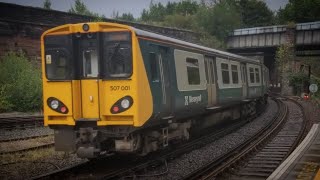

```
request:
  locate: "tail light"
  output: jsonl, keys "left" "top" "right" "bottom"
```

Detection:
{"left": 47, "top": 97, "right": 69, "bottom": 114}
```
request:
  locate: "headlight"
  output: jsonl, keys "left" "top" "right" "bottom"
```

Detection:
{"left": 121, "top": 99, "right": 130, "bottom": 109}
{"left": 82, "top": 23, "right": 89, "bottom": 31}
{"left": 50, "top": 100, "right": 59, "bottom": 109}
{"left": 111, "top": 96, "right": 133, "bottom": 114}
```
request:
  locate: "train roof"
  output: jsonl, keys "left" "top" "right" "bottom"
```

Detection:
{"left": 133, "top": 28, "right": 261, "bottom": 64}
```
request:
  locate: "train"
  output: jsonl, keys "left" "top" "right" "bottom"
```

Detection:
{"left": 41, "top": 22, "right": 269, "bottom": 158}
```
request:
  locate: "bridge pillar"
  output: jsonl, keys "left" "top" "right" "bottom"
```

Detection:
{"left": 280, "top": 26, "right": 296, "bottom": 96}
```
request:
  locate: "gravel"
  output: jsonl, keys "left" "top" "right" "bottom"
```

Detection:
{"left": 0, "top": 127, "right": 53, "bottom": 141}
{"left": 0, "top": 147, "right": 85, "bottom": 179}
{"left": 2, "top": 97, "right": 316, "bottom": 180}
{"left": 0, "top": 135, "right": 54, "bottom": 153}
{"left": 138, "top": 99, "right": 278, "bottom": 180}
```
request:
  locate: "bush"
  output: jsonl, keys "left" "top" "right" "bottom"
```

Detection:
{"left": 288, "top": 72, "right": 309, "bottom": 95}
{"left": 0, "top": 52, "right": 42, "bottom": 112}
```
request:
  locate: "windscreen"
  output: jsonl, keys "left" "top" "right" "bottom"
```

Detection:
{"left": 102, "top": 32, "right": 132, "bottom": 78}
{"left": 44, "top": 31, "right": 133, "bottom": 80}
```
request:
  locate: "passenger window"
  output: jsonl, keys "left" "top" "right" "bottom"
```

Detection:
{"left": 255, "top": 68, "right": 260, "bottom": 83}
{"left": 149, "top": 52, "right": 159, "bottom": 81}
{"left": 231, "top": 65, "right": 238, "bottom": 84}
{"left": 249, "top": 67, "right": 255, "bottom": 83}
{"left": 186, "top": 58, "right": 200, "bottom": 85}
{"left": 221, "top": 63, "right": 230, "bottom": 84}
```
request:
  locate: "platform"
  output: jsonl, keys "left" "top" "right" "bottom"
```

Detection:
{"left": 268, "top": 124, "right": 320, "bottom": 180}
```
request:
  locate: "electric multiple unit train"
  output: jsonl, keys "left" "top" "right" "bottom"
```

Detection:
{"left": 41, "top": 22, "right": 269, "bottom": 158}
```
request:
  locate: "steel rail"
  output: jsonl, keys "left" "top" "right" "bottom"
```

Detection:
{"left": 32, "top": 102, "right": 269, "bottom": 179}
{"left": 0, "top": 115, "right": 44, "bottom": 130}
{"left": 102, "top": 101, "right": 269, "bottom": 180}
{"left": 182, "top": 98, "right": 287, "bottom": 180}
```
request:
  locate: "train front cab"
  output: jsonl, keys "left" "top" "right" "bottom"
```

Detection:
{"left": 41, "top": 23, "right": 153, "bottom": 157}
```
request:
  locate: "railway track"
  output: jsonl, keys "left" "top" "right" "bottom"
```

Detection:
{"left": 0, "top": 115, "right": 44, "bottom": 130}
{"left": 225, "top": 98, "right": 307, "bottom": 179}
{"left": 0, "top": 134, "right": 53, "bottom": 143}
{"left": 183, "top": 97, "right": 307, "bottom": 180}
{"left": 33, "top": 102, "right": 269, "bottom": 179}
{"left": 0, "top": 134, "right": 54, "bottom": 155}
{"left": 0, "top": 142, "right": 55, "bottom": 155}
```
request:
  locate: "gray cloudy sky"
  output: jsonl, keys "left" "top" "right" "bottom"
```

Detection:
{"left": 0, "top": 0, "right": 288, "bottom": 18}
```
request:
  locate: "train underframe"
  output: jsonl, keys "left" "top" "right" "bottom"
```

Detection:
{"left": 52, "top": 97, "right": 267, "bottom": 159}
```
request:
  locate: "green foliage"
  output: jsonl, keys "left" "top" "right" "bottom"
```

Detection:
{"left": 311, "top": 76, "right": 320, "bottom": 98}
{"left": 275, "top": 43, "right": 294, "bottom": 73}
{"left": 138, "top": 0, "right": 277, "bottom": 43}
{"left": 140, "top": 0, "right": 200, "bottom": 22}
{"left": 195, "top": 1, "right": 242, "bottom": 41}
{"left": 163, "top": 14, "right": 195, "bottom": 29}
{"left": 0, "top": 52, "right": 42, "bottom": 112}
{"left": 113, "top": 12, "right": 135, "bottom": 22}
{"left": 288, "top": 72, "right": 309, "bottom": 87}
{"left": 288, "top": 72, "right": 309, "bottom": 95}
{"left": 198, "top": 31, "right": 225, "bottom": 49}
{"left": 43, "top": 0, "right": 51, "bottom": 10}
{"left": 239, "top": 0, "right": 274, "bottom": 27}
{"left": 141, "top": 2, "right": 167, "bottom": 22}
{"left": 68, "top": 0, "right": 105, "bottom": 21}
{"left": 277, "top": 0, "right": 320, "bottom": 23}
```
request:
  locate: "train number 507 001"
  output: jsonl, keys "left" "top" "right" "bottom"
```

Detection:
{"left": 110, "top": 86, "right": 130, "bottom": 91}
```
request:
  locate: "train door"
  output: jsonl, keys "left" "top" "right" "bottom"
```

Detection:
{"left": 205, "top": 56, "right": 217, "bottom": 107}
{"left": 79, "top": 37, "right": 100, "bottom": 119}
{"left": 241, "top": 63, "right": 247, "bottom": 99}
{"left": 158, "top": 47, "right": 173, "bottom": 117}
{"left": 149, "top": 44, "right": 173, "bottom": 118}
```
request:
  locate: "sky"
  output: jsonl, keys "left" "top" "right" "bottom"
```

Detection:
{"left": 0, "top": 0, "right": 288, "bottom": 18}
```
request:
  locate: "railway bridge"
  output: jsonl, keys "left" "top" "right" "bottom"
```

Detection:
{"left": 227, "top": 22, "right": 320, "bottom": 93}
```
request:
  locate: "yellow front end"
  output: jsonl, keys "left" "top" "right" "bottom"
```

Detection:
{"left": 41, "top": 23, "right": 153, "bottom": 128}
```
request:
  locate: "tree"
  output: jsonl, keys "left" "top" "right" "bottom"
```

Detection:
{"left": 277, "top": 0, "right": 320, "bottom": 23}
{"left": 43, "top": 0, "right": 51, "bottom": 10}
{"left": 68, "top": 0, "right": 105, "bottom": 21}
{"left": 114, "top": 12, "right": 135, "bottom": 22}
{"left": 69, "top": 0, "right": 92, "bottom": 16}
{"left": 174, "top": 0, "right": 199, "bottom": 16}
{"left": 196, "top": 0, "right": 242, "bottom": 40}
{"left": 163, "top": 14, "right": 195, "bottom": 29}
{"left": 239, "top": 0, "right": 274, "bottom": 27}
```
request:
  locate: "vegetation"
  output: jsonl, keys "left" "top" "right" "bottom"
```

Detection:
{"left": 0, "top": 52, "right": 42, "bottom": 112}
{"left": 112, "top": 12, "right": 135, "bottom": 22}
{"left": 238, "top": 0, "right": 274, "bottom": 27}
{"left": 135, "top": 0, "right": 276, "bottom": 47}
{"left": 288, "top": 72, "right": 309, "bottom": 95}
{"left": 68, "top": 0, "right": 106, "bottom": 20}
{"left": 277, "top": 0, "right": 320, "bottom": 24}
{"left": 43, "top": 0, "right": 51, "bottom": 10}
{"left": 310, "top": 76, "right": 320, "bottom": 98}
